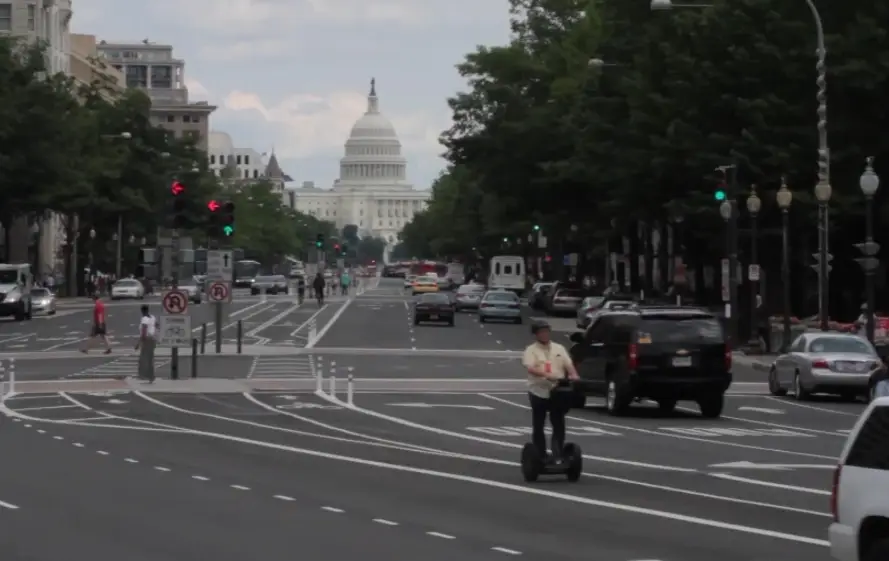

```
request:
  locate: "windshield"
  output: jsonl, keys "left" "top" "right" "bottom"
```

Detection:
{"left": 256, "top": 276, "right": 278, "bottom": 282}
{"left": 420, "top": 294, "right": 449, "bottom": 303}
{"left": 0, "top": 270, "right": 19, "bottom": 284}
{"left": 808, "top": 337, "right": 874, "bottom": 355}
{"left": 555, "top": 289, "right": 582, "bottom": 298}
{"left": 30, "top": 288, "right": 49, "bottom": 297}
{"left": 583, "top": 297, "right": 605, "bottom": 307}
{"left": 485, "top": 292, "right": 518, "bottom": 302}
{"left": 458, "top": 285, "right": 484, "bottom": 294}
{"left": 605, "top": 300, "right": 635, "bottom": 310}
{"left": 638, "top": 316, "right": 724, "bottom": 344}
{"left": 417, "top": 277, "right": 434, "bottom": 283}
{"left": 116, "top": 280, "right": 139, "bottom": 287}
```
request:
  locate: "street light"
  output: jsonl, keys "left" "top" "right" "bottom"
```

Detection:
{"left": 859, "top": 157, "right": 880, "bottom": 343}
{"left": 746, "top": 186, "right": 761, "bottom": 346}
{"left": 121, "top": 132, "right": 132, "bottom": 140}
{"left": 776, "top": 178, "right": 793, "bottom": 350}
{"left": 815, "top": 177, "right": 832, "bottom": 330}
{"left": 718, "top": 200, "right": 731, "bottom": 221}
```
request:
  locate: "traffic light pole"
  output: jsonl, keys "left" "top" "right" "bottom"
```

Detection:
{"left": 170, "top": 228, "right": 180, "bottom": 379}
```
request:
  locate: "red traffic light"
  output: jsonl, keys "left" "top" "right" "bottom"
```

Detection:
{"left": 207, "top": 200, "right": 220, "bottom": 211}
{"left": 171, "top": 181, "right": 184, "bottom": 195}
{"left": 334, "top": 244, "right": 340, "bottom": 250}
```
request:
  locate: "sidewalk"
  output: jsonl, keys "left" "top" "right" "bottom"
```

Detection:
{"left": 732, "top": 351, "right": 776, "bottom": 372}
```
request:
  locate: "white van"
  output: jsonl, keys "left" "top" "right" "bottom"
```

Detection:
{"left": 488, "top": 256, "right": 525, "bottom": 294}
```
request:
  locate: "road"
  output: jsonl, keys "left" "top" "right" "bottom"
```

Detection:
{"left": 0, "top": 278, "right": 856, "bottom": 559}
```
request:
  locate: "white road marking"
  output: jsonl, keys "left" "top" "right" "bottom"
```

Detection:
{"left": 709, "top": 473, "right": 831, "bottom": 495}
{"left": 273, "top": 495, "right": 296, "bottom": 501}
{"left": 154, "top": 466, "right": 171, "bottom": 472}
{"left": 231, "top": 485, "right": 250, "bottom": 491}
{"left": 764, "top": 396, "right": 860, "bottom": 417}
{"left": 0, "top": 498, "right": 20, "bottom": 509}
{"left": 321, "top": 506, "right": 344, "bottom": 513}
{"left": 192, "top": 475, "right": 209, "bottom": 481}
{"left": 491, "top": 546, "right": 522, "bottom": 555}
{"left": 373, "top": 518, "right": 399, "bottom": 525}
{"left": 427, "top": 531, "right": 455, "bottom": 539}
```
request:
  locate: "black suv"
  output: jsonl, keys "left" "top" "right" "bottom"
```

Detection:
{"left": 568, "top": 306, "right": 732, "bottom": 417}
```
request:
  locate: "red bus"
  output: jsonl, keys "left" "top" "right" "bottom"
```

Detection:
{"left": 409, "top": 260, "right": 447, "bottom": 278}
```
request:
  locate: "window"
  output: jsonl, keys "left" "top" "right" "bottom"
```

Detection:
{"left": 191, "top": 116, "right": 200, "bottom": 123}
{"left": 27, "top": 4, "right": 35, "bottom": 30}
{"left": 845, "top": 407, "right": 889, "bottom": 470}
{"left": 125, "top": 65, "right": 148, "bottom": 87}
{"left": 807, "top": 336, "right": 874, "bottom": 355}
{"left": 209, "top": 155, "right": 216, "bottom": 164}
{"left": 0, "top": 5, "right": 12, "bottom": 31}
{"left": 253, "top": 169, "right": 258, "bottom": 178}
{"left": 638, "top": 316, "right": 724, "bottom": 344}
{"left": 236, "top": 155, "right": 242, "bottom": 165}
{"left": 166, "top": 115, "right": 175, "bottom": 122}
{"left": 244, "top": 155, "right": 250, "bottom": 165}
{"left": 243, "top": 169, "right": 248, "bottom": 178}
{"left": 182, "top": 115, "right": 191, "bottom": 123}
{"left": 150, "top": 65, "right": 172, "bottom": 88}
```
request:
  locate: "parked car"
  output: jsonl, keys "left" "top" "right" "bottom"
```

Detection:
{"left": 479, "top": 290, "right": 522, "bottom": 324}
{"left": 768, "top": 332, "right": 883, "bottom": 401}
{"left": 528, "top": 282, "right": 553, "bottom": 310}
{"left": 413, "top": 292, "right": 455, "bottom": 326}
{"left": 576, "top": 297, "right": 637, "bottom": 328}
{"left": 110, "top": 279, "right": 145, "bottom": 300}
{"left": 569, "top": 306, "right": 731, "bottom": 416}
{"left": 546, "top": 287, "right": 583, "bottom": 316}
{"left": 828, "top": 397, "right": 889, "bottom": 561}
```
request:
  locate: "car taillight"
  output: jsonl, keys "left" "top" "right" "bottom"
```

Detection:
{"left": 813, "top": 359, "right": 830, "bottom": 369}
{"left": 725, "top": 344, "right": 732, "bottom": 370}
{"left": 830, "top": 464, "right": 842, "bottom": 521}
{"left": 480, "top": 303, "right": 491, "bottom": 308}
{"left": 628, "top": 344, "right": 638, "bottom": 370}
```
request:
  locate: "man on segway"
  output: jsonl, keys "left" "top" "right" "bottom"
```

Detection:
{"left": 523, "top": 320, "right": 579, "bottom": 463}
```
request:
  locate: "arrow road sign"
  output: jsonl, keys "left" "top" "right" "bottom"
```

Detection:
{"left": 387, "top": 403, "right": 494, "bottom": 410}
{"left": 162, "top": 290, "right": 188, "bottom": 314}
{"left": 208, "top": 281, "right": 231, "bottom": 302}
{"left": 207, "top": 250, "right": 233, "bottom": 281}
{"left": 709, "top": 461, "right": 834, "bottom": 470}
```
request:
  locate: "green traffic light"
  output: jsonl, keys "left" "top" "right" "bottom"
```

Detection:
{"left": 714, "top": 190, "right": 726, "bottom": 201}
{"left": 315, "top": 242, "right": 322, "bottom": 248}
{"left": 533, "top": 225, "right": 540, "bottom": 231}
{"left": 223, "top": 225, "right": 234, "bottom": 236}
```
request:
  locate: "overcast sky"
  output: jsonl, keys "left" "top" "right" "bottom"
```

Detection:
{"left": 72, "top": 0, "right": 512, "bottom": 190}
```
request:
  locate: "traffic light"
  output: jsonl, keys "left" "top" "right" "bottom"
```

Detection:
{"left": 221, "top": 201, "right": 235, "bottom": 236}
{"left": 334, "top": 243, "right": 340, "bottom": 253}
{"left": 171, "top": 180, "right": 187, "bottom": 228}
{"left": 714, "top": 187, "right": 727, "bottom": 201}
{"left": 315, "top": 234, "right": 324, "bottom": 248}
{"left": 340, "top": 243, "right": 348, "bottom": 256}
{"left": 207, "top": 199, "right": 220, "bottom": 237}
{"left": 533, "top": 225, "right": 540, "bottom": 231}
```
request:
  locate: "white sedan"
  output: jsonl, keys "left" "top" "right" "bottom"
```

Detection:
{"left": 110, "top": 279, "right": 145, "bottom": 300}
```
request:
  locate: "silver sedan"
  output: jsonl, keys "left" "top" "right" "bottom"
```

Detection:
{"left": 768, "top": 332, "right": 884, "bottom": 401}
{"left": 30, "top": 287, "right": 56, "bottom": 315}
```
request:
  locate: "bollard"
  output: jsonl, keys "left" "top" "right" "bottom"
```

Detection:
{"left": 7, "top": 358, "right": 14, "bottom": 396}
{"left": 315, "top": 357, "right": 324, "bottom": 393}
{"left": 329, "top": 376, "right": 336, "bottom": 397}
{"left": 201, "top": 323, "right": 207, "bottom": 354}
{"left": 261, "top": 287, "right": 267, "bottom": 303}
{"left": 347, "top": 373, "right": 354, "bottom": 406}
{"left": 237, "top": 320, "right": 243, "bottom": 354}
{"left": 191, "top": 338, "right": 198, "bottom": 378}
{"left": 0, "top": 360, "right": 5, "bottom": 398}
{"left": 308, "top": 319, "right": 317, "bottom": 345}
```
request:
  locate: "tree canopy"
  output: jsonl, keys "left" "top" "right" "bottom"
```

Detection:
{"left": 399, "top": 0, "right": 889, "bottom": 317}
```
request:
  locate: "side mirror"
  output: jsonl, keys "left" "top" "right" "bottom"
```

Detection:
{"left": 569, "top": 332, "right": 584, "bottom": 344}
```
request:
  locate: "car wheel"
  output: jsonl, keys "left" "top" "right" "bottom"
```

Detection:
{"left": 604, "top": 378, "right": 631, "bottom": 416}
{"left": 698, "top": 393, "right": 724, "bottom": 418}
{"left": 793, "top": 371, "right": 810, "bottom": 400}
{"left": 768, "top": 367, "right": 787, "bottom": 396}
{"left": 479, "top": 316, "right": 486, "bottom": 323}
{"left": 863, "top": 538, "right": 889, "bottom": 561}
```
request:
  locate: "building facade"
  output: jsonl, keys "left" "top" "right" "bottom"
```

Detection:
{"left": 96, "top": 40, "right": 215, "bottom": 151}
{"left": 289, "top": 79, "right": 429, "bottom": 260}
{"left": 0, "top": 0, "right": 72, "bottom": 271}
{"left": 208, "top": 131, "right": 293, "bottom": 207}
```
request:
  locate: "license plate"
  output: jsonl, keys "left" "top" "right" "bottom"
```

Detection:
{"left": 429, "top": 314, "right": 438, "bottom": 319}
{"left": 672, "top": 356, "right": 692, "bottom": 367}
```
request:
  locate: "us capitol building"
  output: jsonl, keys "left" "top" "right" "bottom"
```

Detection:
{"left": 289, "top": 79, "right": 430, "bottom": 259}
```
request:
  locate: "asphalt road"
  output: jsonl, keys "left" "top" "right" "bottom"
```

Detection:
{"left": 1, "top": 384, "right": 851, "bottom": 560}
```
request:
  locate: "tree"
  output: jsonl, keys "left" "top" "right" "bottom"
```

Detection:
{"left": 341, "top": 224, "right": 360, "bottom": 245}
{"left": 356, "top": 237, "right": 387, "bottom": 263}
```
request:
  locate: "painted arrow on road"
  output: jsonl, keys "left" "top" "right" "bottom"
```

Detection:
{"left": 738, "top": 406, "right": 784, "bottom": 414}
{"left": 709, "top": 461, "right": 834, "bottom": 470}
{"left": 388, "top": 403, "right": 494, "bottom": 410}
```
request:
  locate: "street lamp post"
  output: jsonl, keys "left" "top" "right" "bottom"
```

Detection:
{"left": 815, "top": 180, "right": 832, "bottom": 330}
{"left": 719, "top": 199, "right": 736, "bottom": 341}
{"left": 776, "top": 179, "right": 793, "bottom": 350}
{"left": 746, "top": 186, "right": 761, "bottom": 345}
{"left": 88, "top": 228, "right": 96, "bottom": 295}
{"left": 717, "top": 163, "right": 739, "bottom": 344}
{"left": 859, "top": 157, "right": 880, "bottom": 343}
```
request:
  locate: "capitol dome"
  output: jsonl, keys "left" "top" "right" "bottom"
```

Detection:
{"left": 338, "top": 78, "right": 408, "bottom": 185}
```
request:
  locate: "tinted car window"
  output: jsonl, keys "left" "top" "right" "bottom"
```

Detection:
{"left": 583, "top": 297, "right": 604, "bottom": 307}
{"left": 555, "top": 289, "right": 582, "bottom": 298}
{"left": 638, "top": 316, "right": 724, "bottom": 344}
{"left": 485, "top": 292, "right": 517, "bottom": 301}
{"left": 845, "top": 407, "right": 889, "bottom": 470}
{"left": 457, "top": 285, "right": 483, "bottom": 294}
{"left": 116, "top": 280, "right": 140, "bottom": 287}
{"left": 30, "top": 288, "right": 50, "bottom": 297}
{"left": 808, "top": 337, "right": 874, "bottom": 355}
{"left": 420, "top": 293, "right": 449, "bottom": 302}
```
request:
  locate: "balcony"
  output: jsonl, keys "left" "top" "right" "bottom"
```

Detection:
{"left": 146, "top": 88, "right": 188, "bottom": 104}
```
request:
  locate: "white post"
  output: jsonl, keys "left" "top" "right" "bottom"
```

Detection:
{"left": 261, "top": 287, "right": 267, "bottom": 303}
{"left": 315, "top": 357, "right": 323, "bottom": 393}
{"left": 0, "top": 359, "right": 6, "bottom": 397}
{"left": 308, "top": 320, "right": 317, "bottom": 345}
{"left": 329, "top": 376, "right": 336, "bottom": 397}
{"left": 8, "top": 358, "right": 14, "bottom": 395}
{"left": 347, "top": 373, "right": 354, "bottom": 406}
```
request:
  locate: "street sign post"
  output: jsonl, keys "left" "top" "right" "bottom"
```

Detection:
{"left": 208, "top": 281, "right": 231, "bottom": 303}
{"left": 207, "top": 250, "right": 233, "bottom": 281}
{"left": 162, "top": 290, "right": 188, "bottom": 314}
{"left": 159, "top": 315, "right": 191, "bottom": 347}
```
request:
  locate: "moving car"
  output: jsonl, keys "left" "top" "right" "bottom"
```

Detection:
{"left": 569, "top": 306, "right": 731, "bottom": 417}
{"left": 0, "top": 263, "right": 33, "bottom": 321}
{"left": 413, "top": 293, "right": 455, "bottom": 326}
{"left": 768, "top": 332, "right": 883, "bottom": 401}
{"left": 576, "top": 297, "right": 637, "bottom": 328}
{"left": 110, "top": 278, "right": 145, "bottom": 300}
{"left": 411, "top": 276, "right": 439, "bottom": 295}
{"left": 177, "top": 278, "right": 202, "bottom": 304}
{"left": 403, "top": 274, "right": 417, "bottom": 289}
{"left": 828, "top": 397, "right": 889, "bottom": 561}
{"left": 546, "top": 287, "right": 583, "bottom": 316}
{"left": 488, "top": 255, "right": 525, "bottom": 294}
{"left": 479, "top": 290, "right": 522, "bottom": 324}
{"left": 30, "top": 287, "right": 56, "bottom": 315}
{"left": 454, "top": 283, "right": 485, "bottom": 311}
{"left": 529, "top": 282, "right": 553, "bottom": 310}
{"left": 250, "top": 275, "right": 289, "bottom": 295}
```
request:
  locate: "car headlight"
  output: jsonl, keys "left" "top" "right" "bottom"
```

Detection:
{"left": 4, "top": 292, "right": 20, "bottom": 303}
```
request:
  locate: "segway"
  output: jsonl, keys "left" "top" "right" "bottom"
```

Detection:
{"left": 520, "top": 380, "right": 583, "bottom": 482}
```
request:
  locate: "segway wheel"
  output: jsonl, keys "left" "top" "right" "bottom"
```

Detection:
{"left": 521, "top": 442, "right": 542, "bottom": 483}
{"left": 564, "top": 443, "right": 583, "bottom": 482}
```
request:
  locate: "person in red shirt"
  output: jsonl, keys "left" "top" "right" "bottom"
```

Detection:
{"left": 81, "top": 293, "right": 111, "bottom": 354}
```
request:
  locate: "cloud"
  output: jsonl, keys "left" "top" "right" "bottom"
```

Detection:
{"left": 221, "top": 89, "right": 447, "bottom": 160}
{"left": 185, "top": 79, "right": 210, "bottom": 100}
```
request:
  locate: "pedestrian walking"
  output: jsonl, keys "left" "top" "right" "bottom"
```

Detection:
{"left": 340, "top": 271, "right": 351, "bottom": 295}
{"left": 81, "top": 293, "right": 112, "bottom": 354}
{"left": 135, "top": 304, "right": 157, "bottom": 383}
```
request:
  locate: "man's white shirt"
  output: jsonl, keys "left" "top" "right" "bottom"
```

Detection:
{"left": 140, "top": 315, "right": 157, "bottom": 338}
